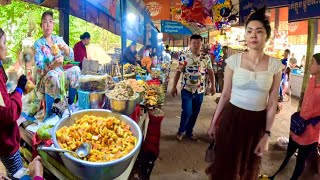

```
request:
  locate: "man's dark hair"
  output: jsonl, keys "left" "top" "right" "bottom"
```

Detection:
{"left": 285, "top": 49, "right": 290, "bottom": 54}
{"left": 165, "top": 45, "right": 169, "bottom": 49}
{"left": 245, "top": 6, "right": 271, "bottom": 40}
{"left": 223, "top": 46, "right": 228, "bottom": 50}
{"left": 190, "top": 34, "right": 202, "bottom": 41}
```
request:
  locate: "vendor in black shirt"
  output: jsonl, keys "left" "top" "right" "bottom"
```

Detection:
{"left": 123, "top": 41, "right": 138, "bottom": 65}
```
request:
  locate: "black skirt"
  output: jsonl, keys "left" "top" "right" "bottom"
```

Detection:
{"left": 206, "top": 102, "right": 266, "bottom": 180}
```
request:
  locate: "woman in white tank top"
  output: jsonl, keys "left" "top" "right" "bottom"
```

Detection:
{"left": 206, "top": 6, "right": 282, "bottom": 180}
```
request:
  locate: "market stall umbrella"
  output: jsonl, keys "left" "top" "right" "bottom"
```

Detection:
{"left": 86, "top": 44, "right": 112, "bottom": 64}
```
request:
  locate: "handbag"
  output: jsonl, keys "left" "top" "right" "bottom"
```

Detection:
{"left": 290, "top": 112, "right": 320, "bottom": 136}
{"left": 205, "top": 140, "right": 215, "bottom": 163}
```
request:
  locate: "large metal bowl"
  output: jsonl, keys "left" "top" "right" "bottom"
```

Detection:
{"left": 52, "top": 109, "right": 143, "bottom": 180}
{"left": 107, "top": 93, "right": 139, "bottom": 116}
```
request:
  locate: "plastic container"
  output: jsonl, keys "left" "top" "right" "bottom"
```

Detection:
{"left": 79, "top": 74, "right": 111, "bottom": 92}
{"left": 147, "top": 79, "right": 161, "bottom": 86}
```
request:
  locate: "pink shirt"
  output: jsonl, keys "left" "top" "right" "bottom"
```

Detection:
{"left": 291, "top": 76, "right": 320, "bottom": 145}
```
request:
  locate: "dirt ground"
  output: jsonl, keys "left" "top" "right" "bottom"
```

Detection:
{"left": 150, "top": 62, "right": 317, "bottom": 180}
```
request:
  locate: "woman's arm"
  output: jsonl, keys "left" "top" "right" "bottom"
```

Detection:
{"left": 210, "top": 65, "right": 233, "bottom": 127}
{"left": 266, "top": 72, "right": 282, "bottom": 132}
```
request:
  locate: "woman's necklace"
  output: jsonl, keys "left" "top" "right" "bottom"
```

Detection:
{"left": 247, "top": 52, "right": 265, "bottom": 69}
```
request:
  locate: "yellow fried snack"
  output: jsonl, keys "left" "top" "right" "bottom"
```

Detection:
{"left": 56, "top": 115, "right": 137, "bottom": 162}
{"left": 52, "top": 44, "right": 60, "bottom": 56}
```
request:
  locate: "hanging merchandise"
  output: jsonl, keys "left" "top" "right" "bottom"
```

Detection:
{"left": 227, "top": 14, "right": 238, "bottom": 25}
{"left": 201, "top": 0, "right": 218, "bottom": 17}
{"left": 220, "top": 7, "right": 231, "bottom": 17}
{"left": 180, "top": 0, "right": 208, "bottom": 25}
{"left": 181, "top": 0, "right": 194, "bottom": 7}
{"left": 212, "top": 0, "right": 232, "bottom": 26}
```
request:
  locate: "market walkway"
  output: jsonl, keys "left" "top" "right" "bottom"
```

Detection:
{"left": 150, "top": 61, "right": 316, "bottom": 180}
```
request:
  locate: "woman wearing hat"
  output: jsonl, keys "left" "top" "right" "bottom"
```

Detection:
{"left": 74, "top": 32, "right": 90, "bottom": 69}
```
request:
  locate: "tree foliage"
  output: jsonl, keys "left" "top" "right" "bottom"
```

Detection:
{"left": 0, "top": 0, "right": 121, "bottom": 65}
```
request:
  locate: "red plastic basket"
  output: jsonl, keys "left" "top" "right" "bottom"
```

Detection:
{"left": 147, "top": 79, "right": 161, "bottom": 86}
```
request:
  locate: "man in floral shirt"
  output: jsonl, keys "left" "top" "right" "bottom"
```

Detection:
{"left": 171, "top": 34, "right": 215, "bottom": 141}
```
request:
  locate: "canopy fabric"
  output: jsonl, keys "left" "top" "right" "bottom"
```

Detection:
{"left": 86, "top": 44, "right": 112, "bottom": 64}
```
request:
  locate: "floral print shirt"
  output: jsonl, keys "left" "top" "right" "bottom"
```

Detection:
{"left": 34, "top": 35, "right": 74, "bottom": 79}
{"left": 177, "top": 52, "right": 213, "bottom": 94}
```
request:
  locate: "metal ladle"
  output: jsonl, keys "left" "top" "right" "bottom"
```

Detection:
{"left": 37, "top": 142, "right": 92, "bottom": 158}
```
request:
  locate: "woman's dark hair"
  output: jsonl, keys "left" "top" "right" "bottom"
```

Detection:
{"left": 245, "top": 6, "right": 271, "bottom": 40}
{"left": 80, "top": 32, "right": 90, "bottom": 40}
{"left": 313, "top": 53, "right": 320, "bottom": 65}
{"left": 285, "top": 67, "right": 291, "bottom": 81}
{"left": 41, "top": 10, "right": 53, "bottom": 21}
{"left": 285, "top": 49, "right": 291, "bottom": 54}
{"left": 0, "top": 28, "right": 4, "bottom": 39}
{"left": 145, "top": 45, "right": 151, "bottom": 50}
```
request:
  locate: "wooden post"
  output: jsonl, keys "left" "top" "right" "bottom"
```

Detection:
{"left": 173, "top": 39, "right": 175, "bottom": 52}
{"left": 274, "top": 8, "right": 280, "bottom": 31}
{"left": 298, "top": 19, "right": 318, "bottom": 110}
{"left": 59, "top": 0, "right": 70, "bottom": 45}
{"left": 120, "top": 0, "right": 127, "bottom": 79}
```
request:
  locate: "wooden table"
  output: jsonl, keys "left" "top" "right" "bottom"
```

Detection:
{"left": 19, "top": 111, "right": 149, "bottom": 180}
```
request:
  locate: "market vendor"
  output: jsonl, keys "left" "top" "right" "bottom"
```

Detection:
{"left": 123, "top": 41, "right": 138, "bottom": 65}
{"left": 34, "top": 11, "right": 81, "bottom": 118}
{"left": 0, "top": 28, "right": 28, "bottom": 180}
{"left": 74, "top": 32, "right": 90, "bottom": 69}
{"left": 141, "top": 54, "right": 153, "bottom": 75}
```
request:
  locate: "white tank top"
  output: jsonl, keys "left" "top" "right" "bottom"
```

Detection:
{"left": 226, "top": 53, "right": 282, "bottom": 111}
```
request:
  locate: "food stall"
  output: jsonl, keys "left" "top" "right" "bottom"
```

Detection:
{"left": 5, "top": 0, "right": 167, "bottom": 179}
{"left": 17, "top": 49, "right": 171, "bottom": 179}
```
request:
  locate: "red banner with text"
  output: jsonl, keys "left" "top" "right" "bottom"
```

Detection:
{"left": 145, "top": 0, "right": 171, "bottom": 20}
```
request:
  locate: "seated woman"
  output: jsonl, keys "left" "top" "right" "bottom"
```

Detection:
{"left": 34, "top": 11, "right": 80, "bottom": 118}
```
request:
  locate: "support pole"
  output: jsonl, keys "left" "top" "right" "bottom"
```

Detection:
{"left": 120, "top": 0, "right": 127, "bottom": 79}
{"left": 59, "top": 0, "right": 70, "bottom": 45}
{"left": 274, "top": 8, "right": 280, "bottom": 31}
{"left": 298, "top": 19, "right": 318, "bottom": 110}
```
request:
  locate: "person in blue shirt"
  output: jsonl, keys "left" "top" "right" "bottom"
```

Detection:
{"left": 279, "top": 49, "right": 290, "bottom": 102}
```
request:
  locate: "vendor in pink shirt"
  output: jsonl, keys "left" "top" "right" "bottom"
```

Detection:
{"left": 264, "top": 53, "right": 320, "bottom": 180}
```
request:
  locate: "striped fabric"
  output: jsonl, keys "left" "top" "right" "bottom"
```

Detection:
{"left": 0, "top": 150, "right": 23, "bottom": 180}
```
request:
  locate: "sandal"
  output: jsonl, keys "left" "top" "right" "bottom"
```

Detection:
{"left": 176, "top": 132, "right": 183, "bottom": 141}
{"left": 258, "top": 175, "right": 272, "bottom": 180}
{"left": 187, "top": 134, "right": 198, "bottom": 141}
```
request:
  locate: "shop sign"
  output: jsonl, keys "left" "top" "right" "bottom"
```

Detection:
{"left": 239, "top": 0, "right": 267, "bottom": 25}
{"left": 161, "top": 20, "right": 192, "bottom": 35}
{"left": 146, "top": 1, "right": 162, "bottom": 16}
{"left": 145, "top": 0, "right": 171, "bottom": 20}
{"left": 267, "top": 0, "right": 289, "bottom": 8}
{"left": 288, "top": 0, "right": 320, "bottom": 22}
{"left": 239, "top": 0, "right": 289, "bottom": 25}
